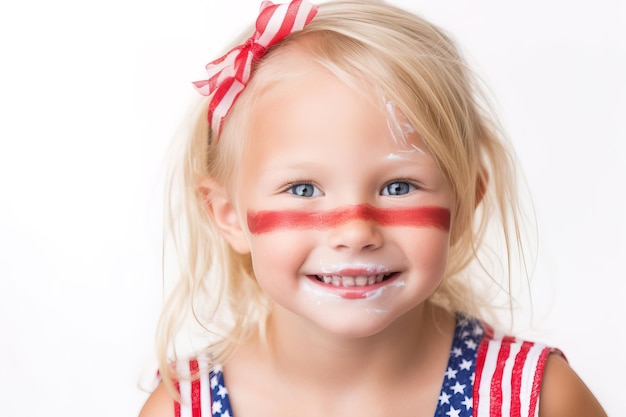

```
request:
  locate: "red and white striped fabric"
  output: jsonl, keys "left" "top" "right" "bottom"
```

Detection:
{"left": 473, "top": 328, "right": 563, "bottom": 417}
{"left": 174, "top": 358, "right": 212, "bottom": 417}
{"left": 193, "top": 0, "right": 318, "bottom": 137}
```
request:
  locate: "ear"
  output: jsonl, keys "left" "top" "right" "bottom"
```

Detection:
{"left": 198, "top": 178, "right": 250, "bottom": 254}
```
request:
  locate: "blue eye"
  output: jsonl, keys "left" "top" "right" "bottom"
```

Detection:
{"left": 382, "top": 181, "right": 416, "bottom": 196}
{"left": 289, "top": 183, "right": 321, "bottom": 197}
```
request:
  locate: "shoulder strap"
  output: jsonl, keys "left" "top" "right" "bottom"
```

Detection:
{"left": 174, "top": 358, "right": 213, "bottom": 417}
{"left": 473, "top": 334, "right": 561, "bottom": 417}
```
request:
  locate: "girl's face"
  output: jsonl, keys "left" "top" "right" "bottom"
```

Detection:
{"left": 228, "top": 59, "right": 454, "bottom": 338}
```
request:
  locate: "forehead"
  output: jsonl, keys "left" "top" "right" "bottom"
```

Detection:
{"left": 243, "top": 52, "right": 426, "bottom": 161}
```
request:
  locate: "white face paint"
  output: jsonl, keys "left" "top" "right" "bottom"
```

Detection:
{"left": 299, "top": 280, "right": 343, "bottom": 300}
{"left": 299, "top": 261, "right": 409, "bottom": 316}
{"left": 385, "top": 145, "right": 426, "bottom": 161}
{"left": 363, "top": 280, "right": 407, "bottom": 299}
{"left": 385, "top": 101, "right": 426, "bottom": 157}
{"left": 298, "top": 277, "right": 408, "bottom": 315}
{"left": 386, "top": 101, "right": 416, "bottom": 142}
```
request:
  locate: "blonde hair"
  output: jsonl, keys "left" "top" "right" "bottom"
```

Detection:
{"left": 156, "top": 0, "right": 527, "bottom": 390}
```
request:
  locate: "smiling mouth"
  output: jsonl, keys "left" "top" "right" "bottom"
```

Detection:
{"left": 313, "top": 273, "right": 396, "bottom": 287}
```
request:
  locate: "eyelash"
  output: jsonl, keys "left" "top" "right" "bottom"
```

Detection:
{"left": 381, "top": 178, "right": 421, "bottom": 196}
{"left": 282, "top": 179, "right": 322, "bottom": 197}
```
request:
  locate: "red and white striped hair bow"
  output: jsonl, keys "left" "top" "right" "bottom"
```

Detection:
{"left": 193, "top": 0, "right": 318, "bottom": 138}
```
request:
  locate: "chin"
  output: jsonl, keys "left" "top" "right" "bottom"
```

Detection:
{"left": 305, "top": 309, "right": 407, "bottom": 340}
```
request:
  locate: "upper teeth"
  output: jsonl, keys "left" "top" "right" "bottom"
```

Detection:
{"left": 316, "top": 274, "right": 388, "bottom": 287}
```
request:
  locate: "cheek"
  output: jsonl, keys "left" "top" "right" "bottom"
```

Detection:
{"left": 409, "top": 231, "right": 451, "bottom": 277}
{"left": 247, "top": 233, "right": 310, "bottom": 289}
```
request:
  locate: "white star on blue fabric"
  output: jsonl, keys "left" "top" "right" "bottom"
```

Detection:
{"left": 439, "top": 391, "right": 452, "bottom": 405}
{"left": 461, "top": 396, "right": 473, "bottom": 411}
{"left": 434, "top": 314, "right": 483, "bottom": 417}
{"left": 451, "top": 381, "right": 466, "bottom": 394}
{"left": 212, "top": 400, "right": 222, "bottom": 414}
{"left": 446, "top": 406, "right": 461, "bottom": 417}
{"left": 209, "top": 365, "right": 233, "bottom": 417}
{"left": 459, "top": 359, "right": 472, "bottom": 371}
{"left": 445, "top": 367, "right": 458, "bottom": 379}
{"left": 217, "top": 385, "right": 228, "bottom": 399}
{"left": 464, "top": 339, "right": 478, "bottom": 350}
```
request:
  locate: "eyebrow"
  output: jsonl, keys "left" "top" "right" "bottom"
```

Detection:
{"left": 247, "top": 204, "right": 450, "bottom": 234}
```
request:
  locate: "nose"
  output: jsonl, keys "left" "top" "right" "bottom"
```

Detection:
{"left": 327, "top": 215, "right": 384, "bottom": 252}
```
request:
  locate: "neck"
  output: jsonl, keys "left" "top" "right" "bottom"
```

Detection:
{"left": 264, "top": 302, "right": 454, "bottom": 387}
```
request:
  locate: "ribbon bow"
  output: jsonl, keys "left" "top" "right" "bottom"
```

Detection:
{"left": 193, "top": 0, "right": 318, "bottom": 138}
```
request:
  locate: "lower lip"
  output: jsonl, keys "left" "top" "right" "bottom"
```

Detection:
{"left": 308, "top": 273, "right": 399, "bottom": 299}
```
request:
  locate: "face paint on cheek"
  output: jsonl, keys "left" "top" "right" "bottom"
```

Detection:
{"left": 247, "top": 204, "right": 450, "bottom": 234}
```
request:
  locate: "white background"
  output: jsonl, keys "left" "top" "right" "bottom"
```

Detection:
{"left": 0, "top": 0, "right": 624, "bottom": 415}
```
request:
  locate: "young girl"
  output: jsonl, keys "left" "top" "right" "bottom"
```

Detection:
{"left": 140, "top": 1, "right": 606, "bottom": 416}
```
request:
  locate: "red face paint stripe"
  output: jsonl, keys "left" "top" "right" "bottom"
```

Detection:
{"left": 247, "top": 204, "right": 450, "bottom": 234}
